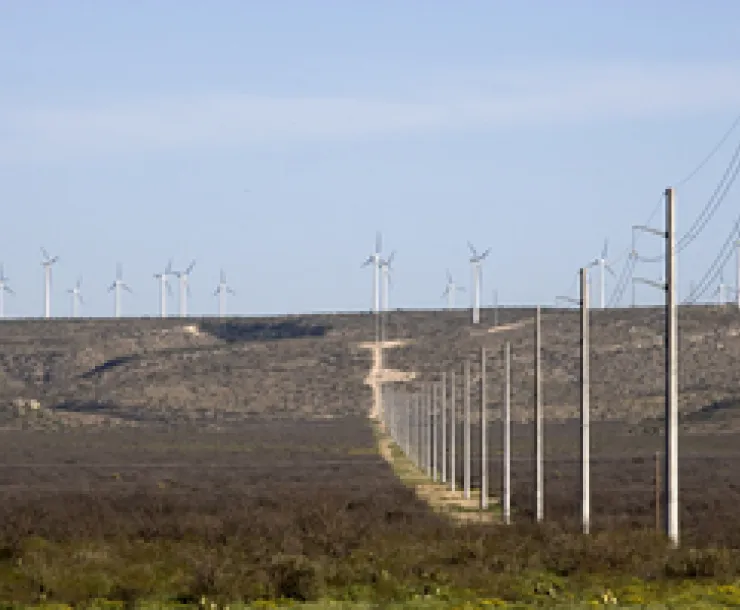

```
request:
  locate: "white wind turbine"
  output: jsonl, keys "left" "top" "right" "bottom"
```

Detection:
{"left": 213, "top": 269, "right": 236, "bottom": 318}
{"left": 108, "top": 263, "right": 132, "bottom": 318}
{"left": 67, "top": 277, "right": 83, "bottom": 318}
{"left": 0, "top": 264, "right": 14, "bottom": 318}
{"left": 468, "top": 241, "right": 491, "bottom": 324}
{"left": 153, "top": 261, "right": 174, "bottom": 318}
{"left": 40, "top": 247, "right": 59, "bottom": 319}
{"left": 174, "top": 260, "right": 196, "bottom": 317}
{"left": 588, "top": 239, "right": 616, "bottom": 309}
{"left": 442, "top": 269, "right": 465, "bottom": 310}
{"left": 715, "top": 270, "right": 727, "bottom": 305}
{"left": 379, "top": 250, "right": 395, "bottom": 312}
{"left": 361, "top": 232, "right": 383, "bottom": 313}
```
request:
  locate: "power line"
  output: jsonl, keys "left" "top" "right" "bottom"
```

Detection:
{"left": 683, "top": 218, "right": 740, "bottom": 304}
{"left": 675, "top": 111, "right": 740, "bottom": 187}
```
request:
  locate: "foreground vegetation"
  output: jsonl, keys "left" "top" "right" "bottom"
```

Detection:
{"left": 1, "top": 419, "right": 740, "bottom": 607}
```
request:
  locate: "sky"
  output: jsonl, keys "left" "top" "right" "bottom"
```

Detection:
{"left": 2, "top": 1, "right": 740, "bottom": 318}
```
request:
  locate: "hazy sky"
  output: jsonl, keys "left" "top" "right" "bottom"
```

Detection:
{"left": 2, "top": 1, "right": 740, "bottom": 318}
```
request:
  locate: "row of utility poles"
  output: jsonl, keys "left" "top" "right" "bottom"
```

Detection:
{"left": 378, "top": 187, "right": 679, "bottom": 546}
{"left": 380, "top": 340, "right": 519, "bottom": 525}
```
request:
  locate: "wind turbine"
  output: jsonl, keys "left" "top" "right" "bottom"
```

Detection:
{"left": 0, "top": 264, "right": 14, "bottom": 318}
{"left": 108, "top": 263, "right": 132, "bottom": 318}
{"left": 40, "top": 248, "right": 59, "bottom": 319}
{"left": 379, "top": 250, "right": 395, "bottom": 312}
{"left": 154, "top": 261, "right": 174, "bottom": 318}
{"left": 468, "top": 242, "right": 491, "bottom": 324}
{"left": 441, "top": 270, "right": 465, "bottom": 310}
{"left": 588, "top": 239, "right": 615, "bottom": 309}
{"left": 715, "top": 270, "right": 727, "bottom": 306}
{"left": 173, "top": 260, "right": 196, "bottom": 317}
{"left": 67, "top": 277, "right": 83, "bottom": 318}
{"left": 213, "top": 269, "right": 236, "bottom": 318}
{"left": 361, "top": 232, "right": 383, "bottom": 313}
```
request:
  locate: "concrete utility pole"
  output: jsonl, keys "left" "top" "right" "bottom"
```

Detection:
{"left": 432, "top": 383, "right": 438, "bottom": 481}
{"left": 502, "top": 341, "right": 511, "bottom": 525}
{"left": 580, "top": 267, "right": 591, "bottom": 535}
{"left": 464, "top": 359, "right": 472, "bottom": 499}
{"left": 665, "top": 188, "right": 678, "bottom": 546}
{"left": 480, "top": 346, "right": 488, "bottom": 510}
{"left": 633, "top": 187, "right": 679, "bottom": 546}
{"left": 534, "top": 305, "right": 544, "bottom": 522}
{"left": 735, "top": 240, "right": 740, "bottom": 309}
{"left": 441, "top": 373, "right": 447, "bottom": 484}
{"left": 449, "top": 370, "right": 456, "bottom": 492}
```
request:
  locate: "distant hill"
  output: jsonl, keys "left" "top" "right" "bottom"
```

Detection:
{"left": 0, "top": 306, "right": 739, "bottom": 430}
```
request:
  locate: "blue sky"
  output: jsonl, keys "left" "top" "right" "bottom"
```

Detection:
{"left": 2, "top": 1, "right": 740, "bottom": 318}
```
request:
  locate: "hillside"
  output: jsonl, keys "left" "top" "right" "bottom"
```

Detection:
{"left": 0, "top": 306, "right": 739, "bottom": 429}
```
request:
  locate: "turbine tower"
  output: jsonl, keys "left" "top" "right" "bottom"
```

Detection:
{"left": 108, "top": 263, "right": 132, "bottom": 318}
{"left": 378, "top": 250, "right": 395, "bottom": 312}
{"left": 40, "top": 248, "right": 59, "bottom": 319}
{"left": 361, "top": 232, "right": 383, "bottom": 313}
{"left": 468, "top": 242, "right": 491, "bottom": 324}
{"left": 154, "top": 261, "right": 173, "bottom": 318}
{"left": 441, "top": 270, "right": 465, "bottom": 310}
{"left": 213, "top": 269, "right": 236, "bottom": 318}
{"left": 174, "top": 260, "right": 196, "bottom": 317}
{"left": 588, "top": 239, "right": 615, "bottom": 309}
{"left": 67, "top": 277, "right": 83, "bottom": 318}
{"left": 0, "top": 264, "right": 14, "bottom": 318}
{"left": 715, "top": 270, "right": 727, "bottom": 306}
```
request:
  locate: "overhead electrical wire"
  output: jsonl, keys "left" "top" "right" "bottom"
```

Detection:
{"left": 683, "top": 219, "right": 740, "bottom": 304}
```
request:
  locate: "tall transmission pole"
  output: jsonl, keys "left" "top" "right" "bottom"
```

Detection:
{"left": 736, "top": 240, "right": 740, "bottom": 309}
{"left": 633, "top": 187, "right": 679, "bottom": 546}
{"left": 580, "top": 267, "right": 590, "bottom": 534}
{"left": 502, "top": 341, "right": 511, "bottom": 525}
{"left": 665, "top": 187, "right": 679, "bottom": 546}
{"left": 464, "top": 359, "right": 471, "bottom": 499}
{"left": 534, "top": 305, "right": 543, "bottom": 522}
{"left": 480, "top": 346, "right": 488, "bottom": 510}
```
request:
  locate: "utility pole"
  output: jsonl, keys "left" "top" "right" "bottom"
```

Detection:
{"left": 503, "top": 341, "right": 511, "bottom": 524}
{"left": 441, "top": 372, "right": 447, "bottom": 484}
{"left": 736, "top": 240, "right": 740, "bottom": 309}
{"left": 534, "top": 305, "right": 543, "bottom": 522}
{"left": 464, "top": 359, "right": 471, "bottom": 499}
{"left": 557, "top": 272, "right": 589, "bottom": 533}
{"left": 426, "top": 383, "right": 433, "bottom": 478}
{"left": 633, "top": 187, "right": 679, "bottom": 546}
{"left": 580, "top": 267, "right": 590, "bottom": 535}
{"left": 432, "top": 383, "right": 438, "bottom": 481}
{"left": 449, "top": 370, "right": 456, "bottom": 492}
{"left": 480, "top": 346, "right": 488, "bottom": 510}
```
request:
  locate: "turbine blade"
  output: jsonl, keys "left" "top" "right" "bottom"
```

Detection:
{"left": 602, "top": 238, "right": 609, "bottom": 260}
{"left": 41, "top": 247, "right": 49, "bottom": 260}
{"left": 446, "top": 269, "right": 452, "bottom": 283}
{"left": 467, "top": 241, "right": 478, "bottom": 257}
{"left": 123, "top": 284, "right": 133, "bottom": 293}
{"left": 4, "top": 285, "right": 14, "bottom": 295}
{"left": 375, "top": 231, "right": 382, "bottom": 254}
{"left": 186, "top": 260, "right": 196, "bottom": 274}
{"left": 387, "top": 251, "right": 395, "bottom": 267}
{"left": 480, "top": 248, "right": 491, "bottom": 260}
{"left": 166, "top": 260, "right": 173, "bottom": 275}
{"left": 227, "top": 287, "right": 236, "bottom": 295}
